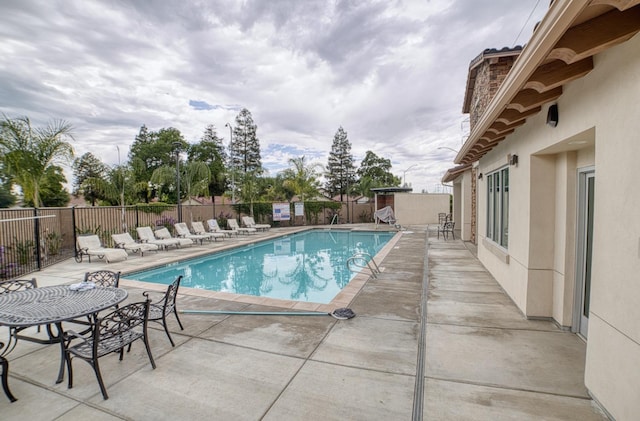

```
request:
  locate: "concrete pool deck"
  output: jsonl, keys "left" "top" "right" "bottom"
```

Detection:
{"left": 1, "top": 224, "right": 608, "bottom": 420}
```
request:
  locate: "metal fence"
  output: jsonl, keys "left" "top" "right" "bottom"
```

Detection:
{"left": 0, "top": 208, "right": 75, "bottom": 279}
{"left": 1, "top": 201, "right": 374, "bottom": 280}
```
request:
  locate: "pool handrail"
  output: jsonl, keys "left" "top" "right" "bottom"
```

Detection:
{"left": 346, "top": 252, "right": 380, "bottom": 279}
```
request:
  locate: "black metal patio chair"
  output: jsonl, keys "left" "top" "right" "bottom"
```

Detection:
{"left": 67, "top": 270, "right": 123, "bottom": 332}
{"left": 64, "top": 299, "right": 156, "bottom": 400}
{"left": 84, "top": 270, "right": 121, "bottom": 288}
{"left": 143, "top": 276, "right": 184, "bottom": 347}
{"left": 438, "top": 221, "right": 456, "bottom": 240}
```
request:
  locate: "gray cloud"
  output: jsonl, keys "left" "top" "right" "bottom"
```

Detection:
{"left": 0, "top": 0, "right": 547, "bottom": 193}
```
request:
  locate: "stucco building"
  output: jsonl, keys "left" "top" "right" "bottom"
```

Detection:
{"left": 444, "top": 1, "right": 640, "bottom": 419}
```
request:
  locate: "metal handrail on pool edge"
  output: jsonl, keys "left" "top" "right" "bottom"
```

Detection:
{"left": 346, "top": 252, "right": 380, "bottom": 279}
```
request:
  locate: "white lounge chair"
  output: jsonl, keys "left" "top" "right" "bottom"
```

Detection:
{"left": 174, "top": 222, "right": 210, "bottom": 244}
{"left": 242, "top": 216, "right": 270, "bottom": 231}
{"left": 75, "top": 235, "right": 128, "bottom": 263}
{"left": 111, "top": 233, "right": 159, "bottom": 257}
{"left": 154, "top": 227, "right": 194, "bottom": 247}
{"left": 227, "top": 218, "right": 256, "bottom": 235}
{"left": 191, "top": 221, "right": 225, "bottom": 241}
{"left": 136, "top": 226, "right": 180, "bottom": 250}
{"left": 206, "top": 219, "right": 236, "bottom": 237}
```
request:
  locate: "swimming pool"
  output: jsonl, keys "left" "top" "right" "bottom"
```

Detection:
{"left": 127, "top": 229, "right": 395, "bottom": 303}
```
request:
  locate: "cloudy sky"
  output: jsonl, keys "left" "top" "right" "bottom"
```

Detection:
{"left": 0, "top": 0, "right": 547, "bottom": 194}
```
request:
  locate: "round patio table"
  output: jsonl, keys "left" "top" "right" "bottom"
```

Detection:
{"left": 0, "top": 285, "right": 127, "bottom": 384}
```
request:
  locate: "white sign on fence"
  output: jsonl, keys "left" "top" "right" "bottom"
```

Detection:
{"left": 294, "top": 202, "right": 304, "bottom": 217}
{"left": 272, "top": 203, "right": 290, "bottom": 221}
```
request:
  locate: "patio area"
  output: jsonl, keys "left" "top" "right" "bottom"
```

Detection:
{"left": 0, "top": 225, "right": 608, "bottom": 420}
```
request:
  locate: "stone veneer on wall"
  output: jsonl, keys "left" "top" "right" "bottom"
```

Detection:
{"left": 469, "top": 55, "right": 519, "bottom": 130}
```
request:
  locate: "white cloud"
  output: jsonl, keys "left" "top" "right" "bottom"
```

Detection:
{"left": 0, "top": 0, "right": 547, "bottom": 194}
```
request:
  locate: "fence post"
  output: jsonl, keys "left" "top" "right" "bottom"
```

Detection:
{"left": 72, "top": 206, "right": 78, "bottom": 260}
{"left": 34, "top": 208, "right": 42, "bottom": 270}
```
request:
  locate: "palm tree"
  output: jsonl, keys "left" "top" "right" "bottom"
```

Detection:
{"left": 0, "top": 115, "right": 74, "bottom": 207}
{"left": 151, "top": 161, "right": 211, "bottom": 222}
{"left": 282, "top": 156, "right": 322, "bottom": 224}
{"left": 282, "top": 156, "right": 322, "bottom": 202}
{"left": 351, "top": 175, "right": 376, "bottom": 200}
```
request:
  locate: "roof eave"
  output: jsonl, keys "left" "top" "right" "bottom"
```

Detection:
{"left": 456, "top": 0, "right": 590, "bottom": 165}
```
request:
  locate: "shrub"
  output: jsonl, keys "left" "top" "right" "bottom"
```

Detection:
{"left": 13, "top": 237, "right": 34, "bottom": 265}
{"left": 45, "top": 230, "right": 63, "bottom": 255}
{"left": 217, "top": 211, "right": 233, "bottom": 229}
{"left": 155, "top": 215, "right": 177, "bottom": 233}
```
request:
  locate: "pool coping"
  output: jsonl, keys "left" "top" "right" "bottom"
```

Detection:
{"left": 119, "top": 227, "right": 404, "bottom": 313}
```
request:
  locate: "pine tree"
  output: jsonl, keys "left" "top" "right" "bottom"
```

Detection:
{"left": 325, "top": 126, "right": 355, "bottom": 201}
{"left": 72, "top": 152, "right": 110, "bottom": 206}
{"left": 229, "top": 108, "right": 262, "bottom": 174}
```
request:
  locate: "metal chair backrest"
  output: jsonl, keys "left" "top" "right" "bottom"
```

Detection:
{"left": 84, "top": 271, "right": 120, "bottom": 288}
{"left": 157, "top": 276, "right": 182, "bottom": 317}
{"left": 94, "top": 300, "right": 149, "bottom": 346}
{"left": 142, "top": 276, "right": 183, "bottom": 347}
{"left": 0, "top": 278, "right": 37, "bottom": 294}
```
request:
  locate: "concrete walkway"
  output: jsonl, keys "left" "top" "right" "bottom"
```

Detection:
{"left": 0, "top": 226, "right": 608, "bottom": 420}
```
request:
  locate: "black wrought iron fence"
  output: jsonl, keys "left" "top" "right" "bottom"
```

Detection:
{"left": 0, "top": 208, "right": 76, "bottom": 279}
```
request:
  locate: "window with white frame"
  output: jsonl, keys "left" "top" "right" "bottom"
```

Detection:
{"left": 486, "top": 167, "right": 509, "bottom": 248}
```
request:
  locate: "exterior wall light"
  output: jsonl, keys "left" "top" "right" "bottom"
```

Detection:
{"left": 547, "top": 104, "right": 559, "bottom": 127}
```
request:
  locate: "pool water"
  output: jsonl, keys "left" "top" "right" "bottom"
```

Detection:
{"left": 128, "top": 229, "right": 395, "bottom": 303}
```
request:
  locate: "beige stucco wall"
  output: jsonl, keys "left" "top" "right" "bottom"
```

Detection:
{"left": 451, "top": 171, "right": 473, "bottom": 241}
{"left": 475, "top": 33, "right": 640, "bottom": 419}
{"left": 452, "top": 182, "right": 461, "bottom": 234}
{"left": 394, "top": 193, "right": 450, "bottom": 225}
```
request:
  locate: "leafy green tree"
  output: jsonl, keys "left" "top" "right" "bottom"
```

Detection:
{"left": 108, "top": 165, "right": 136, "bottom": 206}
{"left": 0, "top": 115, "right": 74, "bottom": 207}
{"left": 188, "top": 125, "right": 227, "bottom": 197}
{"left": 0, "top": 174, "right": 16, "bottom": 208}
{"left": 261, "top": 175, "right": 291, "bottom": 202}
{"left": 357, "top": 151, "right": 400, "bottom": 187}
{"left": 325, "top": 126, "right": 356, "bottom": 201}
{"left": 72, "top": 152, "right": 110, "bottom": 206}
{"left": 129, "top": 157, "right": 153, "bottom": 203}
{"left": 237, "top": 170, "right": 261, "bottom": 217}
{"left": 151, "top": 161, "right": 210, "bottom": 221}
{"left": 83, "top": 164, "right": 136, "bottom": 206}
{"left": 129, "top": 125, "right": 188, "bottom": 202}
{"left": 24, "top": 165, "right": 70, "bottom": 207}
